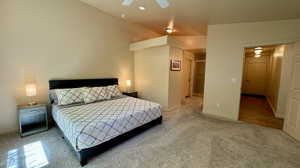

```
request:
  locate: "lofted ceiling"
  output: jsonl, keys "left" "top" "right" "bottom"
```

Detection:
{"left": 80, "top": 0, "right": 300, "bottom": 36}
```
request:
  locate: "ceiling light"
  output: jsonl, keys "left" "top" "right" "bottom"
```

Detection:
{"left": 165, "top": 27, "right": 176, "bottom": 34}
{"left": 139, "top": 6, "right": 146, "bottom": 10}
{"left": 254, "top": 54, "right": 261, "bottom": 58}
{"left": 254, "top": 49, "right": 262, "bottom": 54}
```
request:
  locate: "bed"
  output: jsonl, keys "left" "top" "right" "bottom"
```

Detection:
{"left": 49, "top": 78, "right": 162, "bottom": 166}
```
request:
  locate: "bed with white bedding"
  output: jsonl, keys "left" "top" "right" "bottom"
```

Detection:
{"left": 52, "top": 96, "right": 162, "bottom": 151}
{"left": 49, "top": 78, "right": 162, "bottom": 167}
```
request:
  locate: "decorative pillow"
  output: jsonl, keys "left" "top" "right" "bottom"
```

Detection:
{"left": 55, "top": 88, "right": 84, "bottom": 106}
{"left": 82, "top": 87, "right": 110, "bottom": 104}
{"left": 106, "top": 85, "right": 122, "bottom": 98}
{"left": 49, "top": 89, "right": 58, "bottom": 104}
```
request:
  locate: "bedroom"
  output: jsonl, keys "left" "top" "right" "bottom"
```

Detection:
{"left": 1, "top": 0, "right": 300, "bottom": 168}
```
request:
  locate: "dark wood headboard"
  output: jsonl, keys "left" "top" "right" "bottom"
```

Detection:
{"left": 49, "top": 78, "right": 118, "bottom": 90}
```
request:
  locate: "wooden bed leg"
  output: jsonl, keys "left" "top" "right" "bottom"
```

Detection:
{"left": 80, "top": 159, "right": 87, "bottom": 167}
{"left": 77, "top": 152, "right": 88, "bottom": 167}
{"left": 158, "top": 116, "right": 163, "bottom": 124}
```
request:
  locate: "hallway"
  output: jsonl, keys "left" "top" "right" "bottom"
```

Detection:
{"left": 239, "top": 96, "right": 284, "bottom": 129}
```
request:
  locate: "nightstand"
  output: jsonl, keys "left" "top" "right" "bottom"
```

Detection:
{"left": 123, "top": 91, "right": 138, "bottom": 98}
{"left": 18, "top": 104, "right": 48, "bottom": 137}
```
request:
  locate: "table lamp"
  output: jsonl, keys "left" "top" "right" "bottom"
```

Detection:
{"left": 26, "top": 83, "right": 37, "bottom": 106}
{"left": 126, "top": 80, "right": 131, "bottom": 92}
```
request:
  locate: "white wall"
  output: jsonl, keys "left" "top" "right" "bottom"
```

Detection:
{"left": 204, "top": 19, "right": 300, "bottom": 120}
{"left": 134, "top": 46, "right": 170, "bottom": 108}
{"left": 0, "top": 0, "right": 159, "bottom": 134}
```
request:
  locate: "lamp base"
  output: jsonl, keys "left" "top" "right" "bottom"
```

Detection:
{"left": 28, "top": 102, "right": 37, "bottom": 106}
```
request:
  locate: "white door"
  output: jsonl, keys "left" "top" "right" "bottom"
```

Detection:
{"left": 284, "top": 42, "right": 300, "bottom": 141}
{"left": 242, "top": 55, "right": 267, "bottom": 95}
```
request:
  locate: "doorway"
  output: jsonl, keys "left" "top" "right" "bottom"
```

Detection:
{"left": 183, "top": 56, "right": 192, "bottom": 98}
{"left": 239, "top": 45, "right": 286, "bottom": 129}
{"left": 182, "top": 50, "right": 206, "bottom": 108}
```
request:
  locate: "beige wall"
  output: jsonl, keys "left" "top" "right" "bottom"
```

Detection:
{"left": 266, "top": 45, "right": 285, "bottom": 115}
{"left": 169, "top": 47, "right": 184, "bottom": 109}
{"left": 132, "top": 36, "right": 184, "bottom": 110}
{"left": 276, "top": 44, "right": 295, "bottom": 118}
{"left": 182, "top": 51, "right": 195, "bottom": 98}
{"left": 0, "top": 0, "right": 159, "bottom": 134}
{"left": 172, "top": 36, "right": 207, "bottom": 50}
{"left": 204, "top": 19, "right": 300, "bottom": 120}
{"left": 134, "top": 46, "right": 170, "bottom": 108}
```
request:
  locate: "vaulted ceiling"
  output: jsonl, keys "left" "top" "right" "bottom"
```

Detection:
{"left": 80, "top": 0, "right": 300, "bottom": 36}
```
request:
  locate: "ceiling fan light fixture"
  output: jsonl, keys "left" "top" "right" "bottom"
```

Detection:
{"left": 122, "top": 0, "right": 134, "bottom": 6}
{"left": 122, "top": 0, "right": 169, "bottom": 9}
{"left": 155, "top": 0, "right": 170, "bottom": 8}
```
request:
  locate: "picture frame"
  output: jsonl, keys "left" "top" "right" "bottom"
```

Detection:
{"left": 170, "top": 60, "right": 181, "bottom": 71}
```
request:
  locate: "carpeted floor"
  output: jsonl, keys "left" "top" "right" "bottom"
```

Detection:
{"left": 1, "top": 103, "right": 300, "bottom": 168}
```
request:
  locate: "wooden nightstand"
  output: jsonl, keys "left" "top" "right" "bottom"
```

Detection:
{"left": 123, "top": 91, "right": 138, "bottom": 98}
{"left": 18, "top": 104, "right": 48, "bottom": 137}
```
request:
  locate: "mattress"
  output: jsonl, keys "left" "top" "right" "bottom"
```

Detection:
{"left": 52, "top": 96, "right": 162, "bottom": 151}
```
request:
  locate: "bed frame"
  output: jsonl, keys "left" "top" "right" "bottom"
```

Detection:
{"left": 49, "top": 78, "right": 163, "bottom": 167}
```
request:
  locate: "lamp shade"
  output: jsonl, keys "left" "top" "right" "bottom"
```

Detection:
{"left": 26, "top": 84, "right": 37, "bottom": 97}
{"left": 126, "top": 80, "right": 131, "bottom": 87}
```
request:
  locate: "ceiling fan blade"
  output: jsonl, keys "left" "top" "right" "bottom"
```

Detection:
{"left": 122, "top": 0, "right": 135, "bottom": 6}
{"left": 155, "top": 0, "right": 170, "bottom": 8}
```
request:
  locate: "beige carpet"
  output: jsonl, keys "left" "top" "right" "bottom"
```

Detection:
{"left": 0, "top": 103, "right": 300, "bottom": 168}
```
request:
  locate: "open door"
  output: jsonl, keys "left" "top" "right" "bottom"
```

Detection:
{"left": 284, "top": 42, "right": 300, "bottom": 141}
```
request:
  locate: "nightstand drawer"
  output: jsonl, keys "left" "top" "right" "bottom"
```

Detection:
{"left": 19, "top": 106, "right": 46, "bottom": 114}
{"left": 18, "top": 104, "right": 48, "bottom": 137}
{"left": 20, "top": 112, "right": 46, "bottom": 126}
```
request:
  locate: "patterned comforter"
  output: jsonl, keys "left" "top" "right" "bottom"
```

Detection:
{"left": 52, "top": 96, "right": 162, "bottom": 151}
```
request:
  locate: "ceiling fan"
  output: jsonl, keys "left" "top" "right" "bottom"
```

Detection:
{"left": 122, "top": 0, "right": 170, "bottom": 8}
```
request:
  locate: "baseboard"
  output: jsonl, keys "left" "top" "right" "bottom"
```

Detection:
{"left": 275, "top": 113, "right": 285, "bottom": 119}
{"left": 265, "top": 96, "right": 283, "bottom": 118}
{"left": 202, "top": 111, "right": 239, "bottom": 122}
{"left": 241, "top": 93, "right": 265, "bottom": 98}
{"left": 192, "top": 93, "right": 202, "bottom": 97}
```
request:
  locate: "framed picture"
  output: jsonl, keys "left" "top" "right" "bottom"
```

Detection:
{"left": 170, "top": 60, "right": 181, "bottom": 71}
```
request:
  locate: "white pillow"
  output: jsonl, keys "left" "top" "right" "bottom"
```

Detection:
{"left": 55, "top": 88, "right": 84, "bottom": 106}
{"left": 82, "top": 87, "right": 110, "bottom": 104}
{"left": 106, "top": 85, "right": 122, "bottom": 98}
